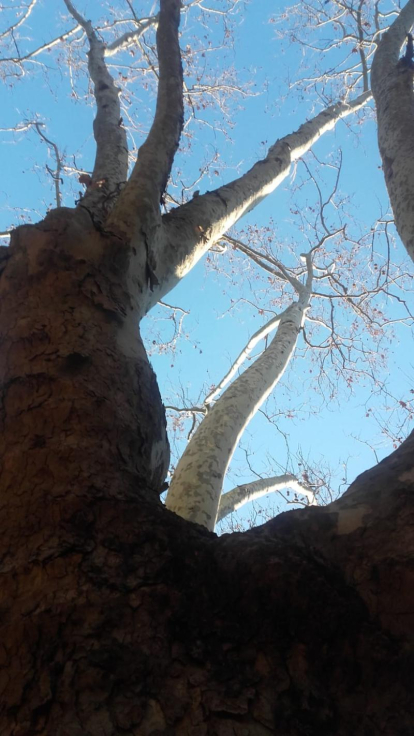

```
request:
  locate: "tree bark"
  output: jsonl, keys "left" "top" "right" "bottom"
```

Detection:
{"left": 0, "top": 209, "right": 169, "bottom": 521}
{"left": 1, "top": 216, "right": 413, "bottom": 734}
{"left": 1, "top": 1, "right": 413, "bottom": 727}
{"left": 371, "top": 0, "right": 414, "bottom": 263}
{"left": 166, "top": 300, "right": 308, "bottom": 530}
{"left": 217, "top": 474, "right": 316, "bottom": 522}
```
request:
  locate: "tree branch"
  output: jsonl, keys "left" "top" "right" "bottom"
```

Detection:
{"left": 203, "top": 309, "right": 287, "bottom": 406}
{"left": 0, "top": 24, "right": 82, "bottom": 64}
{"left": 63, "top": 0, "right": 128, "bottom": 213}
{"left": 0, "top": 0, "right": 37, "bottom": 41}
{"left": 34, "top": 123, "right": 63, "bottom": 208}
{"left": 146, "top": 89, "right": 371, "bottom": 310}
{"left": 166, "top": 293, "right": 310, "bottom": 530}
{"left": 108, "top": 0, "right": 184, "bottom": 236}
{"left": 105, "top": 15, "right": 159, "bottom": 57}
{"left": 217, "top": 474, "right": 317, "bottom": 523}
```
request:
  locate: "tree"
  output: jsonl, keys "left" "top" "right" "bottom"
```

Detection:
{"left": 1, "top": 1, "right": 413, "bottom": 733}
{"left": 165, "top": 155, "right": 413, "bottom": 529}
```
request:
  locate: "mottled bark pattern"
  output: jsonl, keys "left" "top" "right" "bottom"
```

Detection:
{"left": 0, "top": 217, "right": 413, "bottom": 734}
{"left": 1, "top": 417, "right": 413, "bottom": 734}
{"left": 167, "top": 301, "right": 308, "bottom": 530}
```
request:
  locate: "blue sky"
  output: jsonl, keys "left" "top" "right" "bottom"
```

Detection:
{"left": 1, "top": 0, "right": 413, "bottom": 527}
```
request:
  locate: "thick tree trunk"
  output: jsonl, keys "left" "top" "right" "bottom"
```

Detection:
{"left": 0, "top": 210, "right": 169, "bottom": 557}
{"left": 1, "top": 217, "right": 413, "bottom": 735}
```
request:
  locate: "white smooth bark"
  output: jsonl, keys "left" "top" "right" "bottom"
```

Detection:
{"left": 63, "top": 0, "right": 128, "bottom": 207}
{"left": 105, "top": 17, "right": 159, "bottom": 57}
{"left": 166, "top": 292, "right": 310, "bottom": 531}
{"left": 371, "top": 0, "right": 414, "bottom": 263}
{"left": 204, "top": 311, "right": 285, "bottom": 406}
{"left": 217, "top": 475, "right": 317, "bottom": 523}
{"left": 147, "top": 90, "right": 371, "bottom": 310}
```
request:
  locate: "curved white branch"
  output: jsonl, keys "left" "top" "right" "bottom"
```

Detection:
{"left": 0, "top": 0, "right": 37, "bottom": 41}
{"left": 217, "top": 475, "right": 317, "bottom": 523}
{"left": 204, "top": 311, "right": 286, "bottom": 406}
{"left": 105, "top": 16, "right": 159, "bottom": 57}
{"left": 0, "top": 25, "right": 82, "bottom": 64}
{"left": 166, "top": 291, "right": 310, "bottom": 531}
{"left": 148, "top": 89, "right": 371, "bottom": 309}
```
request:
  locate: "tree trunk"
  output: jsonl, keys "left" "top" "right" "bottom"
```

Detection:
{"left": 0, "top": 208, "right": 169, "bottom": 559}
{"left": 1, "top": 215, "right": 414, "bottom": 735}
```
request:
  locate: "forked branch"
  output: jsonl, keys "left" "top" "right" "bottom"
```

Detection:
{"left": 217, "top": 474, "right": 317, "bottom": 523}
{"left": 63, "top": 0, "right": 128, "bottom": 208}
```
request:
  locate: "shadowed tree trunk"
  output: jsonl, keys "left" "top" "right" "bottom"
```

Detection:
{"left": 1, "top": 0, "right": 414, "bottom": 733}
{"left": 1, "top": 248, "right": 413, "bottom": 731}
{"left": 1, "top": 207, "right": 414, "bottom": 735}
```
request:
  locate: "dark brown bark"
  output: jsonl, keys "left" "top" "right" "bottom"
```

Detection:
{"left": 0, "top": 209, "right": 169, "bottom": 554}
{"left": 1, "top": 215, "right": 414, "bottom": 735}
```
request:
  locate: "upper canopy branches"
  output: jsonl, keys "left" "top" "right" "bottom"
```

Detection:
{"left": 143, "top": 90, "right": 371, "bottom": 310}
{"left": 0, "top": 0, "right": 385, "bottom": 301}
{"left": 58, "top": 0, "right": 183, "bottom": 227}
{"left": 108, "top": 0, "right": 184, "bottom": 237}
{"left": 63, "top": 0, "right": 128, "bottom": 210}
{"left": 60, "top": 0, "right": 373, "bottom": 303}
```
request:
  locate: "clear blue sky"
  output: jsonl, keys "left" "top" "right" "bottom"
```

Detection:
{"left": 1, "top": 0, "right": 413, "bottom": 527}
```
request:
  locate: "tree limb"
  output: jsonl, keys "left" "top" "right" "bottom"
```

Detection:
{"left": 166, "top": 293, "right": 311, "bottom": 530}
{"left": 147, "top": 89, "right": 371, "bottom": 310}
{"left": 0, "top": 24, "right": 82, "bottom": 64}
{"left": 0, "top": 0, "right": 37, "bottom": 41}
{"left": 108, "top": 0, "right": 184, "bottom": 236}
{"left": 105, "top": 16, "right": 159, "bottom": 57}
{"left": 204, "top": 309, "right": 287, "bottom": 406}
{"left": 63, "top": 0, "right": 128, "bottom": 212}
{"left": 217, "top": 474, "right": 317, "bottom": 523}
{"left": 34, "top": 123, "right": 63, "bottom": 208}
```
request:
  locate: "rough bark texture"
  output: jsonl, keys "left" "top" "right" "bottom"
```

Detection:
{"left": 1, "top": 217, "right": 413, "bottom": 734}
{"left": 0, "top": 210, "right": 169, "bottom": 513}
